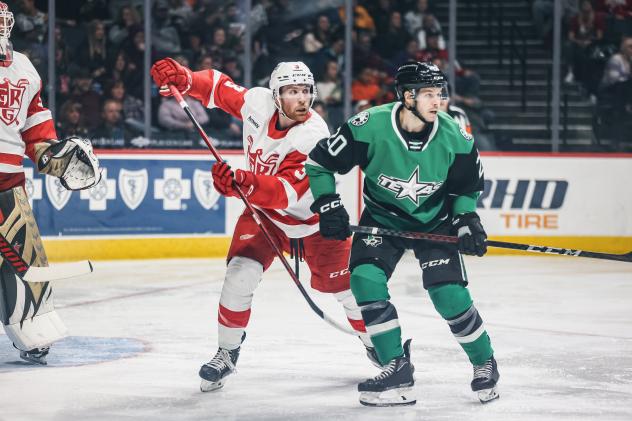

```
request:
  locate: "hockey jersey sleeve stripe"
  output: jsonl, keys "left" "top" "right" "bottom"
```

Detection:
{"left": 21, "top": 120, "right": 57, "bottom": 162}
{"left": 190, "top": 69, "right": 220, "bottom": 108}
{"left": 0, "top": 152, "right": 23, "bottom": 166}
{"left": 193, "top": 69, "right": 247, "bottom": 120}
{"left": 22, "top": 109, "right": 53, "bottom": 132}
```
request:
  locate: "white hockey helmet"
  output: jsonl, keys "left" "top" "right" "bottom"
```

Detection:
{"left": 269, "top": 61, "right": 317, "bottom": 116}
{"left": 0, "top": 2, "right": 13, "bottom": 65}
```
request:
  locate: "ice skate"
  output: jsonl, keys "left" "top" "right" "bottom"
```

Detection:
{"left": 16, "top": 344, "right": 50, "bottom": 365}
{"left": 471, "top": 356, "right": 500, "bottom": 403}
{"left": 358, "top": 339, "right": 415, "bottom": 407}
{"left": 199, "top": 346, "right": 241, "bottom": 392}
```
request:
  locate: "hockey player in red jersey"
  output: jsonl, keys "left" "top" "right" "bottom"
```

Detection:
{"left": 151, "top": 58, "right": 374, "bottom": 391}
{"left": 0, "top": 2, "right": 100, "bottom": 364}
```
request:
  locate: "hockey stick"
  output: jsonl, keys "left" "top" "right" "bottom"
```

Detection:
{"left": 350, "top": 225, "right": 632, "bottom": 263}
{"left": 169, "top": 86, "right": 355, "bottom": 336}
{"left": 0, "top": 231, "right": 94, "bottom": 282}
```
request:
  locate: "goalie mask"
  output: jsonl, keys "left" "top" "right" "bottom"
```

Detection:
{"left": 37, "top": 137, "right": 102, "bottom": 191}
{"left": 269, "top": 61, "right": 317, "bottom": 118}
{"left": 0, "top": 1, "right": 14, "bottom": 66}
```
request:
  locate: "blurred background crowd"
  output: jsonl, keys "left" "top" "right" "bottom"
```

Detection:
{"left": 6, "top": 0, "right": 632, "bottom": 151}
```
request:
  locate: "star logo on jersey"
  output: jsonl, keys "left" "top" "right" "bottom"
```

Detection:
{"left": 362, "top": 235, "right": 382, "bottom": 247}
{"left": 350, "top": 111, "right": 369, "bottom": 126}
{"left": 377, "top": 166, "right": 443, "bottom": 205}
{"left": 0, "top": 78, "right": 29, "bottom": 125}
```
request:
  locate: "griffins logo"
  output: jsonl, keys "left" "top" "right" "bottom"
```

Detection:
{"left": 45, "top": 176, "right": 72, "bottom": 210}
{"left": 119, "top": 169, "right": 148, "bottom": 210}
{"left": 247, "top": 135, "right": 279, "bottom": 175}
{"left": 0, "top": 78, "right": 29, "bottom": 125}
{"left": 193, "top": 169, "right": 220, "bottom": 210}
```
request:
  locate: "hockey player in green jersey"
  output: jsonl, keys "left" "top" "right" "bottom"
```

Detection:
{"left": 305, "top": 62, "right": 499, "bottom": 407}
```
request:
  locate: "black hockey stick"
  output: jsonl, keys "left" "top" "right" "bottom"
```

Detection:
{"left": 350, "top": 225, "right": 632, "bottom": 263}
{"left": 169, "top": 86, "right": 355, "bottom": 335}
{"left": 0, "top": 231, "right": 93, "bottom": 282}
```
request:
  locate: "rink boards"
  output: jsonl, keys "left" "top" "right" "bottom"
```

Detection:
{"left": 28, "top": 150, "right": 632, "bottom": 261}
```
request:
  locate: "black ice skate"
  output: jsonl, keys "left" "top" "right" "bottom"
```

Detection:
{"left": 358, "top": 339, "right": 415, "bottom": 407}
{"left": 199, "top": 333, "right": 246, "bottom": 392}
{"left": 15, "top": 344, "right": 49, "bottom": 365}
{"left": 471, "top": 356, "right": 500, "bottom": 403}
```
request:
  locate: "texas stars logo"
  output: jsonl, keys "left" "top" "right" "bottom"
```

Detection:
{"left": 377, "top": 166, "right": 443, "bottom": 205}
{"left": 362, "top": 235, "right": 382, "bottom": 247}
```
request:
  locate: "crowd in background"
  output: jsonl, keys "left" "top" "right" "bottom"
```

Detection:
{"left": 532, "top": 0, "right": 632, "bottom": 148}
{"left": 7, "top": 0, "right": 632, "bottom": 149}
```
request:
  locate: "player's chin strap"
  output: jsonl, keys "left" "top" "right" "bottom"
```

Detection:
{"left": 403, "top": 89, "right": 431, "bottom": 125}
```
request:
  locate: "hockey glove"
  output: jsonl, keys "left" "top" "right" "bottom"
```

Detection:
{"left": 310, "top": 194, "right": 351, "bottom": 241}
{"left": 211, "top": 162, "right": 258, "bottom": 197}
{"left": 150, "top": 57, "right": 192, "bottom": 96}
{"left": 37, "top": 137, "right": 101, "bottom": 191}
{"left": 451, "top": 212, "right": 487, "bottom": 256}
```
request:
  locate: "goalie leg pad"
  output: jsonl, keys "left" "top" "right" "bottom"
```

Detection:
{"left": 0, "top": 187, "right": 67, "bottom": 350}
{"left": 217, "top": 257, "right": 262, "bottom": 350}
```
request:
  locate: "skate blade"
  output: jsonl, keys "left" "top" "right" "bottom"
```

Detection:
{"left": 19, "top": 352, "right": 47, "bottom": 366}
{"left": 477, "top": 386, "right": 499, "bottom": 404}
{"left": 359, "top": 387, "right": 416, "bottom": 407}
{"left": 200, "top": 378, "right": 227, "bottom": 392}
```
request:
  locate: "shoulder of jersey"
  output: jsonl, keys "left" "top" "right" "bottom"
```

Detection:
{"left": 347, "top": 103, "right": 393, "bottom": 130}
{"left": 244, "top": 86, "right": 276, "bottom": 115}
{"left": 438, "top": 110, "right": 474, "bottom": 148}
{"left": 289, "top": 111, "right": 330, "bottom": 155}
{"left": 9, "top": 51, "right": 36, "bottom": 71}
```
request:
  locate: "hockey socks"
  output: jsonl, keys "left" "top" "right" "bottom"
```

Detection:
{"left": 428, "top": 283, "right": 493, "bottom": 366}
{"left": 351, "top": 264, "right": 404, "bottom": 365}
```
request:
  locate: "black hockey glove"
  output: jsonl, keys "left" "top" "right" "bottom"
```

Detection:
{"left": 310, "top": 194, "right": 351, "bottom": 241}
{"left": 451, "top": 212, "right": 487, "bottom": 256}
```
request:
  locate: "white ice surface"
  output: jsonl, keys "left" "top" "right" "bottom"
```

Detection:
{"left": 1, "top": 255, "right": 631, "bottom": 421}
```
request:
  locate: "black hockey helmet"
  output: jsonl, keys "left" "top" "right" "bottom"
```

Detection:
{"left": 395, "top": 61, "right": 448, "bottom": 101}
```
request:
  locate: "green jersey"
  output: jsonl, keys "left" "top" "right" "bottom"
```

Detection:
{"left": 305, "top": 102, "right": 484, "bottom": 232}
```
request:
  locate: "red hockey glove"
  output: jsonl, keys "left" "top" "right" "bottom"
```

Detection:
{"left": 211, "top": 162, "right": 258, "bottom": 197}
{"left": 150, "top": 57, "right": 192, "bottom": 96}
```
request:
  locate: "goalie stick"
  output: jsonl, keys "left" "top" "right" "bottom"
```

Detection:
{"left": 169, "top": 85, "right": 355, "bottom": 336}
{"left": 0, "top": 231, "right": 93, "bottom": 282}
{"left": 350, "top": 225, "right": 632, "bottom": 263}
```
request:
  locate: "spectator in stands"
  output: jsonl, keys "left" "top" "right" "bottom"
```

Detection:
{"left": 393, "top": 38, "right": 422, "bottom": 67}
{"left": 78, "top": 0, "right": 110, "bottom": 22}
{"left": 368, "top": 0, "right": 395, "bottom": 35}
{"left": 316, "top": 60, "right": 342, "bottom": 106}
{"left": 222, "top": 54, "right": 243, "bottom": 84}
{"left": 374, "top": 11, "right": 410, "bottom": 62}
{"left": 107, "top": 80, "right": 144, "bottom": 123}
{"left": 207, "top": 27, "right": 228, "bottom": 58}
{"left": 56, "top": 101, "right": 89, "bottom": 139}
{"left": 78, "top": 20, "right": 110, "bottom": 86}
{"left": 68, "top": 69, "right": 102, "bottom": 130}
{"left": 196, "top": 55, "right": 215, "bottom": 71}
{"left": 185, "top": 33, "right": 207, "bottom": 67}
{"left": 109, "top": 5, "right": 141, "bottom": 46}
{"left": 404, "top": 0, "right": 431, "bottom": 37}
{"left": 158, "top": 94, "right": 209, "bottom": 134}
{"left": 91, "top": 99, "right": 128, "bottom": 143}
{"left": 352, "top": 67, "right": 386, "bottom": 103}
{"left": 107, "top": 51, "right": 142, "bottom": 99}
{"left": 303, "top": 14, "right": 333, "bottom": 54}
{"left": 312, "top": 100, "right": 329, "bottom": 127}
{"left": 417, "top": 14, "right": 445, "bottom": 50}
{"left": 600, "top": 35, "right": 632, "bottom": 149}
{"left": 339, "top": 0, "right": 375, "bottom": 34}
{"left": 565, "top": 0, "right": 606, "bottom": 94}
{"left": 152, "top": 0, "right": 182, "bottom": 55}
{"left": 14, "top": 0, "right": 47, "bottom": 44}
